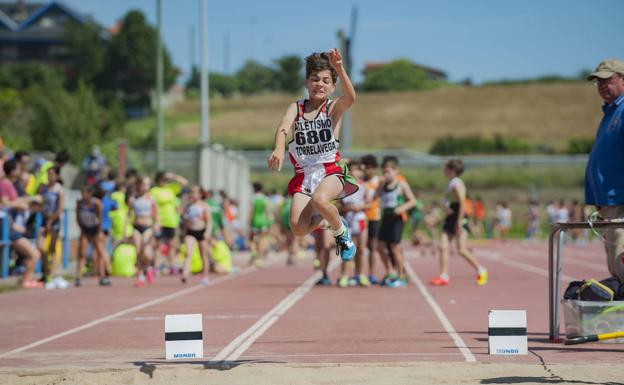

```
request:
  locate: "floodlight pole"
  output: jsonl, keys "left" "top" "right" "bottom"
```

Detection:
{"left": 337, "top": 6, "right": 357, "bottom": 152}
{"left": 200, "top": 0, "right": 210, "bottom": 145}
{"left": 156, "top": 0, "right": 164, "bottom": 170}
{"left": 198, "top": 0, "right": 211, "bottom": 187}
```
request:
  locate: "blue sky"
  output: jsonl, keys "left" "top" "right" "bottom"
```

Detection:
{"left": 61, "top": 0, "right": 624, "bottom": 84}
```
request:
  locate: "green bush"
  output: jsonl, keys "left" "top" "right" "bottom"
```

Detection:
{"left": 430, "top": 134, "right": 531, "bottom": 155}
{"left": 361, "top": 59, "right": 445, "bottom": 92}
{"left": 567, "top": 137, "right": 594, "bottom": 154}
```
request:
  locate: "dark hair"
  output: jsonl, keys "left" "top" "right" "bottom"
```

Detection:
{"left": 14, "top": 150, "right": 29, "bottom": 162}
{"left": 155, "top": 171, "right": 167, "bottom": 184}
{"left": 305, "top": 52, "right": 337, "bottom": 83}
{"left": 347, "top": 160, "right": 361, "bottom": 170}
{"left": 93, "top": 184, "right": 106, "bottom": 199}
{"left": 360, "top": 154, "right": 378, "bottom": 168}
{"left": 3, "top": 159, "right": 17, "bottom": 175}
{"left": 445, "top": 159, "right": 465, "bottom": 176}
{"left": 48, "top": 166, "right": 61, "bottom": 176}
{"left": 125, "top": 168, "right": 138, "bottom": 179}
{"left": 382, "top": 155, "right": 399, "bottom": 169}
{"left": 54, "top": 150, "right": 69, "bottom": 164}
{"left": 82, "top": 183, "right": 96, "bottom": 194}
{"left": 253, "top": 182, "right": 263, "bottom": 193}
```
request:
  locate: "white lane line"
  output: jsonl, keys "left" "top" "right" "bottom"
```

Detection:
{"left": 242, "top": 352, "right": 463, "bottom": 359}
{"left": 403, "top": 261, "right": 476, "bottom": 363}
{"left": 0, "top": 266, "right": 257, "bottom": 359}
{"left": 477, "top": 250, "right": 579, "bottom": 282}
{"left": 213, "top": 259, "right": 340, "bottom": 362}
{"left": 110, "top": 314, "right": 260, "bottom": 322}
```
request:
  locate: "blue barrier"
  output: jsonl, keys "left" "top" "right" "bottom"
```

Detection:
{"left": 1, "top": 213, "right": 9, "bottom": 278}
{"left": 63, "top": 208, "right": 69, "bottom": 269}
{"left": 33, "top": 212, "right": 42, "bottom": 274}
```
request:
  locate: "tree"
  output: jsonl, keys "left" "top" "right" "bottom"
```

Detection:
{"left": 63, "top": 22, "right": 107, "bottom": 88}
{"left": 235, "top": 60, "right": 275, "bottom": 94}
{"left": 273, "top": 55, "right": 303, "bottom": 93}
{"left": 98, "top": 10, "right": 179, "bottom": 109}
{"left": 361, "top": 59, "right": 439, "bottom": 92}
{"left": 185, "top": 65, "right": 200, "bottom": 92}
{"left": 30, "top": 82, "right": 118, "bottom": 163}
{"left": 209, "top": 72, "right": 238, "bottom": 98}
{"left": 0, "top": 63, "right": 64, "bottom": 90}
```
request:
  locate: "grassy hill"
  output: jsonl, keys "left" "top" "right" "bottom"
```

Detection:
{"left": 125, "top": 82, "right": 602, "bottom": 152}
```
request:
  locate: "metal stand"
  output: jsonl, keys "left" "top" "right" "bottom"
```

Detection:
{"left": 548, "top": 220, "right": 624, "bottom": 342}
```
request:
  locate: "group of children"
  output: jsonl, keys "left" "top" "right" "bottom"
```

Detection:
{"left": 71, "top": 170, "right": 240, "bottom": 288}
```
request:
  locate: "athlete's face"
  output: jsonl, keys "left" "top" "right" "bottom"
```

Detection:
{"left": 190, "top": 187, "right": 201, "bottom": 201}
{"left": 363, "top": 166, "right": 377, "bottom": 180}
{"left": 47, "top": 169, "right": 58, "bottom": 184}
{"left": 444, "top": 166, "right": 454, "bottom": 179}
{"left": 81, "top": 187, "right": 92, "bottom": 200}
{"left": 306, "top": 70, "right": 335, "bottom": 101}
{"left": 349, "top": 165, "right": 363, "bottom": 180}
{"left": 382, "top": 166, "right": 398, "bottom": 183}
{"left": 138, "top": 178, "right": 151, "bottom": 194}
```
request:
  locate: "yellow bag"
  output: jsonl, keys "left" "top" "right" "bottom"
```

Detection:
{"left": 212, "top": 240, "right": 233, "bottom": 273}
{"left": 179, "top": 243, "right": 204, "bottom": 274}
{"left": 111, "top": 244, "right": 137, "bottom": 277}
{"left": 44, "top": 234, "right": 62, "bottom": 264}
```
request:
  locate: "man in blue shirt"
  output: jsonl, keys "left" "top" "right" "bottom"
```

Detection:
{"left": 585, "top": 58, "right": 624, "bottom": 281}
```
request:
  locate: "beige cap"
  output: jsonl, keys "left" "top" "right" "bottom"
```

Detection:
{"left": 587, "top": 58, "right": 624, "bottom": 81}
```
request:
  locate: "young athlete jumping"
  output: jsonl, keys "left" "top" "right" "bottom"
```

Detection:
{"left": 267, "top": 49, "right": 358, "bottom": 261}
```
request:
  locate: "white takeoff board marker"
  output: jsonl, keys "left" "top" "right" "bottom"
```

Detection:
{"left": 488, "top": 310, "right": 528, "bottom": 355}
{"left": 165, "top": 314, "right": 203, "bottom": 360}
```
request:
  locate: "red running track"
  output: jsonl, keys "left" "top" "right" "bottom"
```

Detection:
{"left": 0, "top": 241, "right": 622, "bottom": 372}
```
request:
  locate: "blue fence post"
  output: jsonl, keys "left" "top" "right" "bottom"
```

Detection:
{"left": 63, "top": 208, "right": 69, "bottom": 269}
{"left": 2, "top": 213, "right": 9, "bottom": 278}
{"left": 33, "top": 212, "right": 43, "bottom": 274}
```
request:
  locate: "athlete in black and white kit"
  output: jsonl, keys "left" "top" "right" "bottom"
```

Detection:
{"left": 430, "top": 159, "right": 488, "bottom": 286}
{"left": 181, "top": 185, "right": 212, "bottom": 284}
{"left": 76, "top": 184, "right": 110, "bottom": 287}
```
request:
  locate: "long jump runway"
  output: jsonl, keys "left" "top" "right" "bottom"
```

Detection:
{"left": 0, "top": 242, "right": 623, "bottom": 384}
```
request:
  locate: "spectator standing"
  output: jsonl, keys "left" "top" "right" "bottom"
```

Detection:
{"left": 585, "top": 58, "right": 624, "bottom": 280}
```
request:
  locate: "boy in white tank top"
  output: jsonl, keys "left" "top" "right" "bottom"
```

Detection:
{"left": 338, "top": 161, "right": 370, "bottom": 287}
{"left": 268, "top": 49, "right": 358, "bottom": 264}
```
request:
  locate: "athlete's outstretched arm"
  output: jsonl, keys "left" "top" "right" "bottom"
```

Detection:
{"left": 328, "top": 48, "right": 356, "bottom": 122}
{"left": 268, "top": 102, "right": 298, "bottom": 172}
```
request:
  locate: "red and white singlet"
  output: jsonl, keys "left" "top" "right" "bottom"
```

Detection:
{"left": 287, "top": 98, "right": 350, "bottom": 197}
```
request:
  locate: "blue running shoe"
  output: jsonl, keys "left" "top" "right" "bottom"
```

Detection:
{"left": 369, "top": 275, "right": 378, "bottom": 285}
{"left": 380, "top": 273, "right": 397, "bottom": 287}
{"left": 316, "top": 276, "right": 332, "bottom": 286}
{"left": 387, "top": 278, "right": 408, "bottom": 288}
{"left": 335, "top": 217, "right": 356, "bottom": 261}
